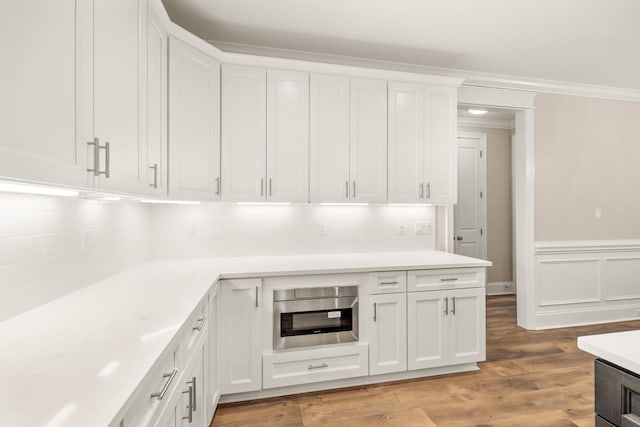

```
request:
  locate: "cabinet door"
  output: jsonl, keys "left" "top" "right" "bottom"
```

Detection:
{"left": 147, "top": 5, "right": 168, "bottom": 197}
{"left": 309, "top": 74, "right": 350, "bottom": 202}
{"left": 425, "top": 86, "right": 457, "bottom": 204}
{"left": 448, "top": 287, "right": 485, "bottom": 364}
{"left": 218, "top": 278, "right": 262, "bottom": 394}
{"left": 154, "top": 390, "right": 179, "bottom": 427}
{"left": 266, "top": 70, "right": 309, "bottom": 202}
{"left": 0, "top": 0, "right": 87, "bottom": 187}
{"left": 350, "top": 78, "right": 388, "bottom": 203}
{"left": 169, "top": 38, "right": 221, "bottom": 201}
{"left": 93, "top": 0, "right": 147, "bottom": 193}
{"left": 206, "top": 291, "right": 219, "bottom": 421}
{"left": 388, "top": 82, "right": 425, "bottom": 203}
{"left": 407, "top": 290, "right": 448, "bottom": 370}
{"left": 369, "top": 293, "right": 407, "bottom": 375}
{"left": 221, "top": 65, "right": 267, "bottom": 201}
{"left": 180, "top": 344, "right": 205, "bottom": 427}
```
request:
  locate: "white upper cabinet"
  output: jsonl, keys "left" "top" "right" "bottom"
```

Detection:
{"left": 266, "top": 70, "right": 309, "bottom": 203}
{"left": 221, "top": 64, "right": 267, "bottom": 201}
{"left": 169, "top": 38, "right": 221, "bottom": 201}
{"left": 425, "top": 86, "right": 457, "bottom": 204}
{"left": 388, "top": 83, "right": 425, "bottom": 203}
{"left": 309, "top": 74, "right": 350, "bottom": 203}
{"left": 147, "top": 5, "right": 168, "bottom": 197}
{"left": 92, "top": 0, "right": 148, "bottom": 194}
{"left": 388, "top": 83, "right": 457, "bottom": 204}
{"left": 349, "top": 78, "right": 388, "bottom": 203}
{"left": 0, "top": 0, "right": 87, "bottom": 187}
{"left": 310, "top": 75, "right": 387, "bottom": 203}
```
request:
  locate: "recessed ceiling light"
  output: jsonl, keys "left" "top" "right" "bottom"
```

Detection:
{"left": 468, "top": 109, "right": 488, "bottom": 115}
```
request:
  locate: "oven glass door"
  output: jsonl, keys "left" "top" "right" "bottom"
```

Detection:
{"left": 281, "top": 308, "right": 352, "bottom": 337}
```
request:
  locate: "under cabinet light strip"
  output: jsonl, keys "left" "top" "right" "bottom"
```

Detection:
{"left": 139, "top": 199, "right": 201, "bottom": 205}
{"left": 236, "top": 202, "right": 292, "bottom": 206}
{"left": 0, "top": 182, "right": 79, "bottom": 197}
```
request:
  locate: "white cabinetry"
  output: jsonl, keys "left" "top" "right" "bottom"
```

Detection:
{"left": 217, "top": 278, "right": 263, "bottom": 394}
{"left": 407, "top": 287, "right": 485, "bottom": 370}
{"left": 0, "top": 0, "right": 87, "bottom": 187}
{"left": 310, "top": 75, "right": 387, "bottom": 203}
{"left": 169, "top": 38, "right": 221, "bottom": 201}
{"left": 91, "top": 0, "right": 148, "bottom": 194}
{"left": 206, "top": 290, "right": 219, "bottom": 421}
{"left": 369, "top": 293, "right": 407, "bottom": 375}
{"left": 221, "top": 65, "right": 267, "bottom": 201}
{"left": 388, "top": 83, "right": 457, "bottom": 204}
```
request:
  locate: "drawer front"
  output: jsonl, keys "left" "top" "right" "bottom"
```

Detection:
{"left": 408, "top": 268, "right": 483, "bottom": 292}
{"left": 183, "top": 296, "right": 209, "bottom": 355}
{"left": 124, "top": 341, "right": 182, "bottom": 427}
{"left": 368, "top": 271, "right": 407, "bottom": 294}
{"left": 263, "top": 344, "right": 369, "bottom": 389}
{"left": 596, "top": 359, "right": 640, "bottom": 427}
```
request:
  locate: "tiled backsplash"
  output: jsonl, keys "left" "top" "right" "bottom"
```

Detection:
{"left": 0, "top": 195, "right": 436, "bottom": 321}
{"left": 0, "top": 194, "right": 150, "bottom": 321}
{"left": 149, "top": 203, "right": 436, "bottom": 258}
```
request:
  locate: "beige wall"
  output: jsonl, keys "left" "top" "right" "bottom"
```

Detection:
{"left": 534, "top": 93, "right": 640, "bottom": 241}
{"left": 459, "top": 126, "right": 513, "bottom": 284}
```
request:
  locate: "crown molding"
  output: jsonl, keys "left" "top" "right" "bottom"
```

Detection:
{"left": 458, "top": 117, "right": 515, "bottom": 130}
{"left": 210, "top": 40, "right": 640, "bottom": 103}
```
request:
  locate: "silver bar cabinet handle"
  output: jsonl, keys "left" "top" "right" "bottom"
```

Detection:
{"left": 352, "top": 181, "right": 356, "bottom": 198}
{"left": 380, "top": 281, "right": 399, "bottom": 285}
{"left": 255, "top": 286, "right": 259, "bottom": 308}
{"left": 444, "top": 297, "right": 448, "bottom": 315}
{"left": 87, "top": 138, "right": 100, "bottom": 176}
{"left": 149, "top": 164, "right": 158, "bottom": 189}
{"left": 269, "top": 178, "right": 272, "bottom": 197}
{"left": 192, "top": 318, "right": 205, "bottom": 331}
{"left": 440, "top": 277, "right": 458, "bottom": 282}
{"left": 191, "top": 376, "right": 197, "bottom": 411}
{"left": 260, "top": 178, "right": 264, "bottom": 197}
{"left": 150, "top": 368, "right": 177, "bottom": 400}
{"left": 419, "top": 182, "right": 424, "bottom": 199}
{"left": 215, "top": 177, "right": 220, "bottom": 196}
{"left": 103, "top": 141, "right": 110, "bottom": 178}
{"left": 452, "top": 296, "right": 456, "bottom": 315}
{"left": 181, "top": 385, "right": 193, "bottom": 423}
{"left": 373, "top": 302, "right": 377, "bottom": 321}
{"left": 345, "top": 180, "right": 349, "bottom": 198}
{"left": 426, "top": 182, "right": 431, "bottom": 199}
{"left": 308, "top": 363, "right": 328, "bottom": 370}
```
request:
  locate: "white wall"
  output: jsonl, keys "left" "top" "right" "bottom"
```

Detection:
{"left": 0, "top": 193, "right": 150, "bottom": 321}
{"left": 149, "top": 203, "right": 436, "bottom": 258}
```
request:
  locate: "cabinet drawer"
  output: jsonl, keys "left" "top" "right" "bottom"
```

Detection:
{"left": 183, "top": 296, "right": 208, "bottom": 355}
{"left": 408, "top": 268, "right": 483, "bottom": 292}
{"left": 124, "top": 341, "right": 182, "bottom": 427}
{"left": 595, "top": 359, "right": 640, "bottom": 427}
{"left": 368, "top": 271, "right": 407, "bottom": 294}
{"left": 263, "top": 343, "right": 368, "bottom": 389}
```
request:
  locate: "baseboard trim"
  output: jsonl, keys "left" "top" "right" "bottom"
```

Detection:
{"left": 219, "top": 363, "right": 479, "bottom": 403}
{"left": 486, "top": 282, "right": 515, "bottom": 295}
{"left": 535, "top": 304, "right": 640, "bottom": 330}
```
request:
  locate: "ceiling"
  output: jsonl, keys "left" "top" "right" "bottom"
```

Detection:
{"left": 161, "top": 0, "right": 640, "bottom": 90}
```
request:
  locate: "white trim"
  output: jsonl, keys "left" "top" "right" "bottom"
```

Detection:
{"left": 209, "top": 40, "right": 640, "bottom": 102}
{"left": 536, "top": 240, "right": 640, "bottom": 255}
{"left": 458, "top": 117, "right": 515, "bottom": 130}
{"left": 534, "top": 304, "right": 640, "bottom": 330}
{"left": 486, "top": 282, "right": 515, "bottom": 295}
{"left": 455, "top": 132, "right": 488, "bottom": 261}
{"left": 219, "top": 362, "right": 478, "bottom": 403}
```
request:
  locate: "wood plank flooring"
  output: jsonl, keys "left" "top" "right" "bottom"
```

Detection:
{"left": 211, "top": 295, "right": 640, "bottom": 426}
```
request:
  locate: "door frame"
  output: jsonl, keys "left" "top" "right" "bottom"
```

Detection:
{"left": 455, "top": 132, "right": 488, "bottom": 260}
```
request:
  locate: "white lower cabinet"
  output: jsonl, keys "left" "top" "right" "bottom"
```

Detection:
{"left": 408, "top": 287, "right": 485, "bottom": 370}
{"left": 206, "top": 290, "right": 219, "bottom": 421}
{"left": 369, "top": 293, "right": 407, "bottom": 375}
{"left": 217, "top": 278, "right": 263, "bottom": 394}
{"left": 262, "top": 343, "right": 369, "bottom": 389}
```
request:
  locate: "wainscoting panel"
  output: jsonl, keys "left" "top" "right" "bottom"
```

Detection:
{"left": 534, "top": 241, "right": 640, "bottom": 329}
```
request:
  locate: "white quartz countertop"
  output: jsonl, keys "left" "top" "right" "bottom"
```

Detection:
{"left": 578, "top": 330, "right": 640, "bottom": 375}
{"left": 0, "top": 251, "right": 489, "bottom": 427}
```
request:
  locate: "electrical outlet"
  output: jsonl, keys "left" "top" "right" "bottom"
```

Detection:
{"left": 318, "top": 224, "right": 326, "bottom": 236}
{"left": 415, "top": 221, "right": 432, "bottom": 235}
{"left": 595, "top": 208, "right": 601, "bottom": 220}
{"left": 398, "top": 224, "right": 406, "bottom": 235}
{"left": 189, "top": 224, "right": 198, "bottom": 239}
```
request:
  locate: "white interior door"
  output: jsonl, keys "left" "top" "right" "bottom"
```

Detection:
{"left": 454, "top": 133, "right": 486, "bottom": 259}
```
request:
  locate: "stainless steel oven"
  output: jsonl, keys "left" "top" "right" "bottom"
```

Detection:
{"left": 273, "top": 286, "right": 359, "bottom": 350}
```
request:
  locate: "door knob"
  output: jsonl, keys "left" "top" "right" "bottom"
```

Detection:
{"left": 455, "top": 236, "right": 463, "bottom": 241}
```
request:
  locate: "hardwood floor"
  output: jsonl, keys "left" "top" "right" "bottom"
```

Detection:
{"left": 211, "top": 295, "right": 640, "bottom": 426}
